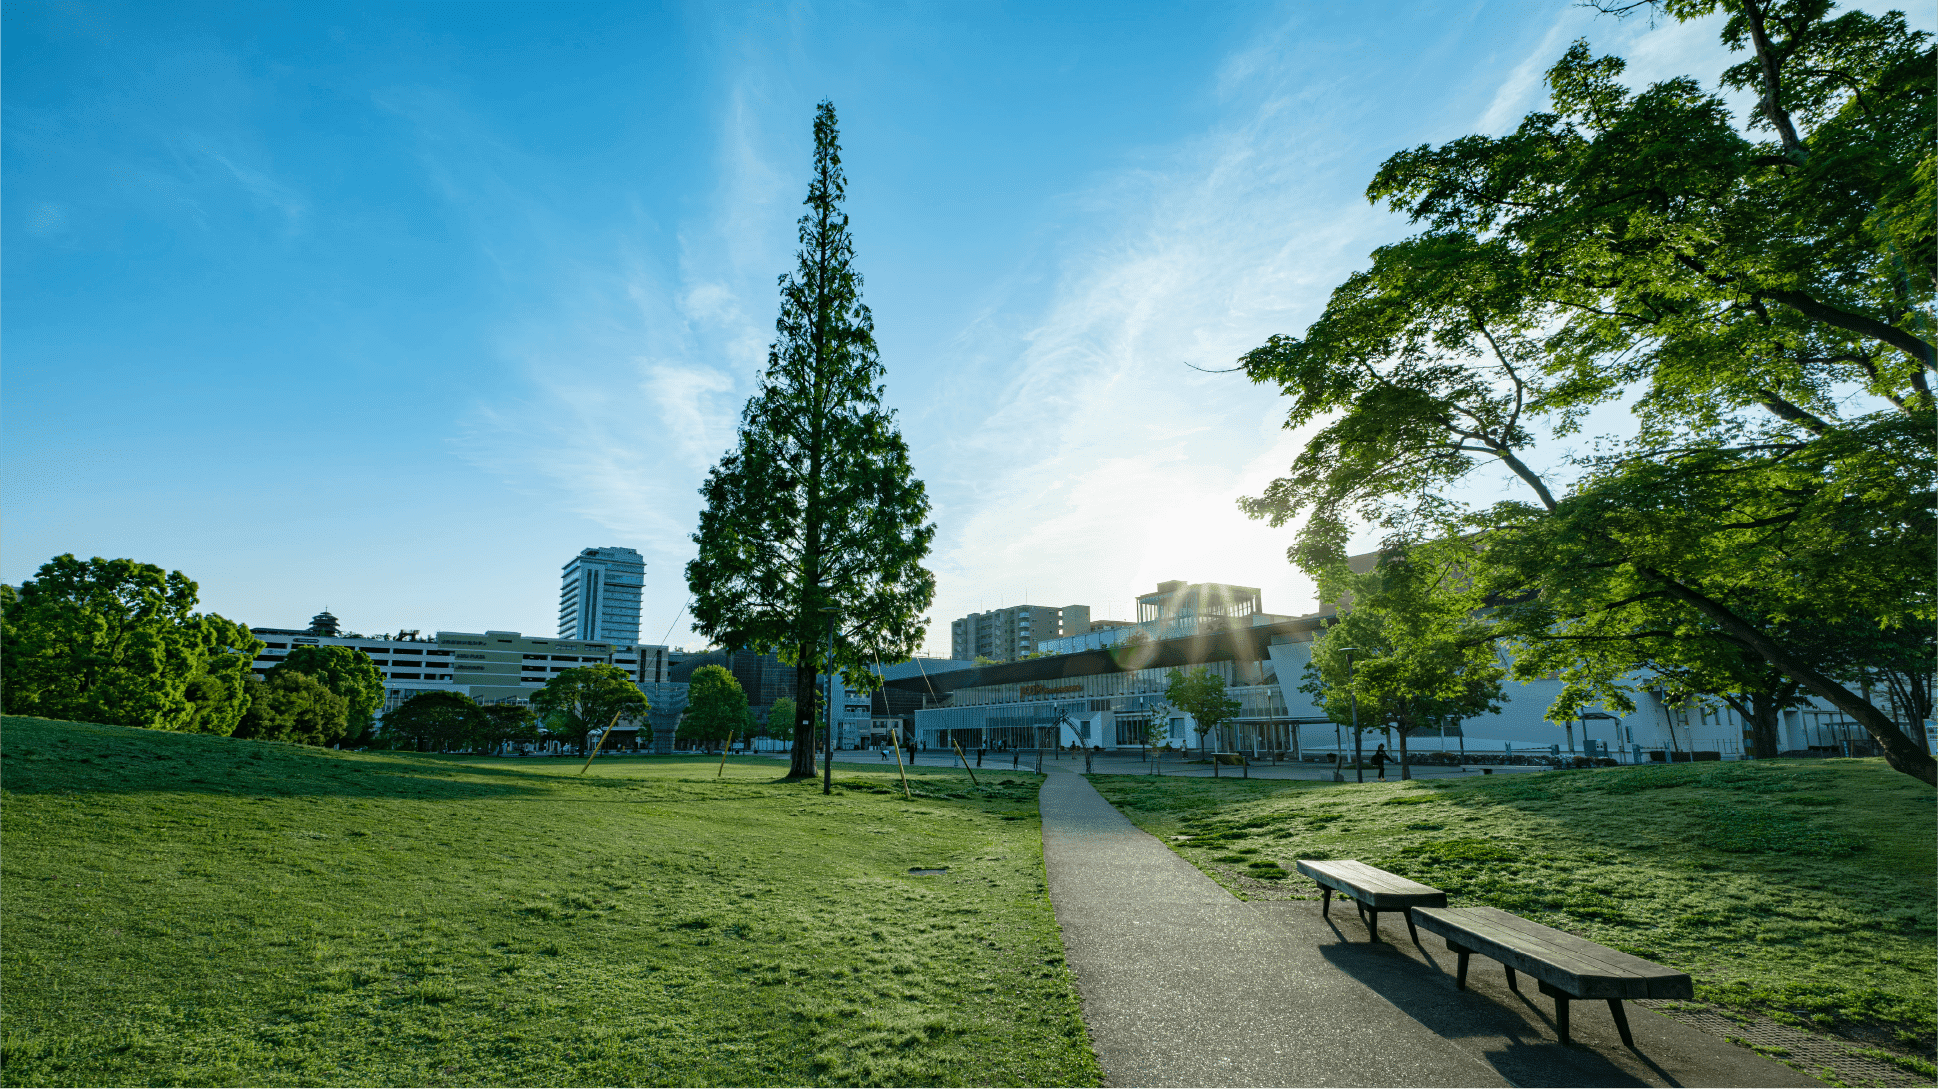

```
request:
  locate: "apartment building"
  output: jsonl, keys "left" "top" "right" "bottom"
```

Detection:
{"left": 949, "top": 603, "right": 1091, "bottom": 663}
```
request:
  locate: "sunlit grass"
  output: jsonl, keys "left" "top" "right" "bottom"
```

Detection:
{"left": 1091, "top": 759, "right": 1935, "bottom": 1062}
{"left": 0, "top": 716, "right": 1098, "bottom": 1087}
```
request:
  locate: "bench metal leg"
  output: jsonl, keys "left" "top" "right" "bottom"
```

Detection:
{"left": 1367, "top": 909, "right": 1381, "bottom": 941}
{"left": 1455, "top": 951, "right": 1470, "bottom": 990}
{"left": 1537, "top": 980, "right": 1573, "bottom": 1045}
{"left": 1404, "top": 908, "right": 1420, "bottom": 944}
{"left": 1504, "top": 966, "right": 1518, "bottom": 993}
{"left": 1608, "top": 999, "right": 1634, "bottom": 1048}
{"left": 1320, "top": 888, "right": 1332, "bottom": 918}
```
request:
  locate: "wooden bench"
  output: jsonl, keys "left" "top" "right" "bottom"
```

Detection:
{"left": 1412, "top": 906, "right": 1692, "bottom": 1047}
{"left": 1294, "top": 859, "right": 1447, "bottom": 943}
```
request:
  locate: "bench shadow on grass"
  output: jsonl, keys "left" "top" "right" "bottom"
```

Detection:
{"left": 1312, "top": 914, "right": 1670, "bottom": 1089}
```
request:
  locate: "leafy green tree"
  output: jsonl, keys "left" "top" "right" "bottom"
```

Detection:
{"left": 1165, "top": 668, "right": 1240, "bottom": 754}
{"left": 1480, "top": 418, "right": 1934, "bottom": 780}
{"left": 531, "top": 665, "right": 648, "bottom": 750}
{"left": 686, "top": 101, "right": 936, "bottom": 781}
{"left": 382, "top": 691, "right": 485, "bottom": 752}
{"left": 275, "top": 645, "right": 385, "bottom": 735}
{"left": 0, "top": 555, "right": 263, "bottom": 733}
{"left": 181, "top": 614, "right": 262, "bottom": 736}
{"left": 677, "top": 665, "right": 753, "bottom": 749}
{"left": 1238, "top": 4, "right": 1935, "bottom": 783}
{"left": 1302, "top": 547, "right": 1506, "bottom": 779}
{"left": 1141, "top": 700, "right": 1176, "bottom": 762}
{"left": 1847, "top": 624, "right": 1935, "bottom": 734}
{"left": 234, "top": 671, "right": 350, "bottom": 746}
{"left": 479, "top": 703, "right": 540, "bottom": 753}
{"left": 764, "top": 696, "right": 797, "bottom": 743}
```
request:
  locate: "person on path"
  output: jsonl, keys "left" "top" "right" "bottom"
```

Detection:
{"left": 1371, "top": 743, "right": 1390, "bottom": 781}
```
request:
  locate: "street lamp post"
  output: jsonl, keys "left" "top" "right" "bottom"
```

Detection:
{"left": 1333, "top": 645, "right": 1359, "bottom": 784}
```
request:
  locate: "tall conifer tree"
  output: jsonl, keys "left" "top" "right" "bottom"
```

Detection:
{"left": 687, "top": 101, "right": 935, "bottom": 781}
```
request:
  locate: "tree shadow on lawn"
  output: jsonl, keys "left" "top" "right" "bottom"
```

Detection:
{"left": 2, "top": 718, "right": 1046, "bottom": 806}
{"left": 4, "top": 720, "right": 556, "bottom": 801}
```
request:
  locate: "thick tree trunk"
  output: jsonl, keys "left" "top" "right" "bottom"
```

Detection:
{"left": 1646, "top": 569, "right": 1937, "bottom": 785}
{"left": 1398, "top": 728, "right": 1411, "bottom": 780}
{"left": 1745, "top": 690, "right": 1783, "bottom": 760}
{"left": 788, "top": 639, "right": 819, "bottom": 778}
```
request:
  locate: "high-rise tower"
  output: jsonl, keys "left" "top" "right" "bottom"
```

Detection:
{"left": 558, "top": 547, "right": 645, "bottom": 644}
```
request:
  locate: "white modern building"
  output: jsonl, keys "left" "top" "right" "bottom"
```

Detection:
{"left": 906, "top": 616, "right": 1909, "bottom": 762}
{"left": 558, "top": 546, "right": 645, "bottom": 644}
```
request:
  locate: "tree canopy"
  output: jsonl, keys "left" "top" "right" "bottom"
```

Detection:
{"left": 478, "top": 703, "right": 540, "bottom": 752}
{"left": 530, "top": 665, "right": 648, "bottom": 743}
{"left": 764, "top": 695, "right": 798, "bottom": 743}
{"left": 0, "top": 555, "right": 263, "bottom": 734}
{"left": 1239, "top": 0, "right": 1934, "bottom": 783}
{"left": 382, "top": 691, "right": 485, "bottom": 752}
{"left": 1302, "top": 546, "right": 1506, "bottom": 777}
{"left": 275, "top": 645, "right": 385, "bottom": 735}
{"left": 686, "top": 101, "right": 936, "bottom": 780}
{"left": 234, "top": 671, "right": 350, "bottom": 746}
{"left": 678, "top": 665, "right": 753, "bottom": 747}
{"left": 1165, "top": 668, "right": 1240, "bottom": 753}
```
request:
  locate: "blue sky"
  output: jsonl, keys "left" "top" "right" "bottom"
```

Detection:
{"left": 8, "top": 1, "right": 1925, "bottom": 654}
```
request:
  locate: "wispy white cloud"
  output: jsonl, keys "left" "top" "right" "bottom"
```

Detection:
{"left": 380, "top": 63, "right": 798, "bottom": 642}
{"left": 909, "top": 34, "right": 1412, "bottom": 649}
{"left": 195, "top": 144, "right": 308, "bottom": 228}
{"left": 1475, "top": 8, "right": 1593, "bottom": 135}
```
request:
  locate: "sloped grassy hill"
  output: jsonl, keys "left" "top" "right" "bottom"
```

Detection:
{"left": 0, "top": 716, "right": 1099, "bottom": 1087}
{"left": 1093, "top": 759, "right": 1935, "bottom": 1065}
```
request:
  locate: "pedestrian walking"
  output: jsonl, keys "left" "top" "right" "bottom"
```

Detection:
{"left": 1371, "top": 743, "right": 1390, "bottom": 781}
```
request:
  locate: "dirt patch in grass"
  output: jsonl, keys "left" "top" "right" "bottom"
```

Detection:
{"left": 0, "top": 716, "right": 1097, "bottom": 1087}
{"left": 1090, "top": 760, "right": 1934, "bottom": 1068}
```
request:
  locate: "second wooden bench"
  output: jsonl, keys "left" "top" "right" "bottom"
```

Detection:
{"left": 1413, "top": 905, "right": 1693, "bottom": 1046}
{"left": 1294, "top": 859, "right": 1447, "bottom": 943}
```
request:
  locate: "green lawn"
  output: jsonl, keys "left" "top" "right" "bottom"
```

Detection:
{"left": 1091, "top": 759, "right": 1936, "bottom": 1069}
{"left": 0, "top": 716, "right": 1100, "bottom": 1087}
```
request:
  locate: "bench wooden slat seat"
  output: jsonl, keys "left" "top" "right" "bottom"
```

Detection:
{"left": 1412, "top": 906, "right": 1693, "bottom": 1047}
{"left": 1294, "top": 859, "right": 1447, "bottom": 943}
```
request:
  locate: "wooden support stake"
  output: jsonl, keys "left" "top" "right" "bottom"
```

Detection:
{"left": 716, "top": 731, "right": 737, "bottom": 778}
{"left": 889, "top": 727, "right": 912, "bottom": 799}
{"left": 951, "top": 740, "right": 980, "bottom": 787}
{"left": 578, "top": 710, "right": 624, "bottom": 776}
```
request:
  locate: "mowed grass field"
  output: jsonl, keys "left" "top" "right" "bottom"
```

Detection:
{"left": 1091, "top": 759, "right": 1936, "bottom": 1071}
{"left": 0, "top": 716, "right": 1101, "bottom": 1087}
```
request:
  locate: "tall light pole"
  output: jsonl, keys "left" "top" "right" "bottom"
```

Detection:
{"left": 1345, "top": 647, "right": 1364, "bottom": 784}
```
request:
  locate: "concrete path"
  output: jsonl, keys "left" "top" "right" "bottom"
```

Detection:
{"left": 1038, "top": 768, "right": 1819, "bottom": 1088}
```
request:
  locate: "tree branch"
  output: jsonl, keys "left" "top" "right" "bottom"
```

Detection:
{"left": 1762, "top": 289, "right": 1937, "bottom": 371}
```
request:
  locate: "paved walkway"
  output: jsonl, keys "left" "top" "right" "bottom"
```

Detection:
{"left": 1038, "top": 768, "right": 1819, "bottom": 1088}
